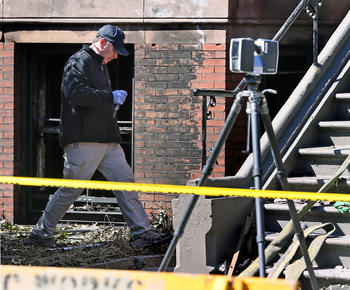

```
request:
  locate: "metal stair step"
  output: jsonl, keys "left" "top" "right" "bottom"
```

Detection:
{"left": 264, "top": 267, "right": 350, "bottom": 289}
{"left": 49, "top": 194, "right": 125, "bottom": 224}
{"left": 302, "top": 268, "right": 350, "bottom": 288}
{"left": 315, "top": 121, "right": 350, "bottom": 145}
{"left": 335, "top": 93, "right": 350, "bottom": 101}
{"left": 50, "top": 195, "right": 119, "bottom": 204}
{"left": 265, "top": 229, "right": 350, "bottom": 289}
{"left": 265, "top": 203, "right": 343, "bottom": 214}
{"left": 265, "top": 233, "right": 350, "bottom": 268}
{"left": 334, "top": 92, "right": 350, "bottom": 120}
{"left": 298, "top": 145, "right": 350, "bottom": 157}
{"left": 265, "top": 233, "right": 350, "bottom": 248}
{"left": 318, "top": 121, "right": 350, "bottom": 130}
{"left": 287, "top": 176, "right": 350, "bottom": 191}
{"left": 265, "top": 233, "right": 350, "bottom": 247}
{"left": 266, "top": 266, "right": 350, "bottom": 288}
{"left": 287, "top": 176, "right": 350, "bottom": 185}
{"left": 62, "top": 210, "right": 125, "bottom": 224}
{"left": 295, "top": 146, "right": 350, "bottom": 175}
{"left": 264, "top": 203, "right": 350, "bottom": 236}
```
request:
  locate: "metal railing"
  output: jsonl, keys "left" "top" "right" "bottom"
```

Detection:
{"left": 159, "top": 1, "right": 323, "bottom": 288}
{"left": 199, "top": 0, "right": 322, "bottom": 169}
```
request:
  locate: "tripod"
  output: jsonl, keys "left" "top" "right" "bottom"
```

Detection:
{"left": 159, "top": 75, "right": 318, "bottom": 289}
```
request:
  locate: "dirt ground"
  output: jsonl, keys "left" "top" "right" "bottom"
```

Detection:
{"left": 0, "top": 212, "right": 172, "bottom": 268}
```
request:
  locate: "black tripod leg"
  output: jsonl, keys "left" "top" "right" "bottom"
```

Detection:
{"left": 260, "top": 101, "right": 318, "bottom": 290}
{"left": 249, "top": 99, "right": 266, "bottom": 277}
{"left": 158, "top": 92, "right": 245, "bottom": 272}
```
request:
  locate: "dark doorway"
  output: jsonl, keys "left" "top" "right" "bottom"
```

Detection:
{"left": 260, "top": 45, "right": 313, "bottom": 121}
{"left": 19, "top": 43, "right": 134, "bottom": 224}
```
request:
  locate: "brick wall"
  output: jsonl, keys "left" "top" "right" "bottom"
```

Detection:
{"left": 134, "top": 43, "right": 226, "bottom": 214}
{"left": 0, "top": 41, "right": 230, "bottom": 221}
{"left": 0, "top": 42, "right": 15, "bottom": 223}
{"left": 191, "top": 44, "right": 227, "bottom": 178}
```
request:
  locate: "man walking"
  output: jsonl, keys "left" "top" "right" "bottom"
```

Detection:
{"left": 28, "top": 25, "right": 170, "bottom": 248}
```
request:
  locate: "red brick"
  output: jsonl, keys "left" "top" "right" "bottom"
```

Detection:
{"left": 0, "top": 95, "right": 14, "bottom": 102}
{"left": 0, "top": 124, "right": 14, "bottom": 131}
{"left": 3, "top": 131, "right": 14, "bottom": 139}
{"left": 194, "top": 66, "right": 215, "bottom": 74}
{"left": 3, "top": 147, "right": 13, "bottom": 154}
{"left": 203, "top": 44, "right": 226, "bottom": 51}
{"left": 0, "top": 197, "right": 13, "bottom": 205}
{"left": 0, "top": 168, "right": 12, "bottom": 175}
{"left": 190, "top": 81, "right": 215, "bottom": 89}
{"left": 215, "top": 51, "right": 226, "bottom": 58}
{"left": 0, "top": 65, "right": 14, "bottom": 73}
{"left": 4, "top": 103, "right": 14, "bottom": 109}
{"left": 0, "top": 139, "right": 13, "bottom": 146}
{"left": 4, "top": 43, "right": 15, "bottom": 50}
{"left": 215, "top": 66, "right": 226, "bottom": 73}
{"left": 203, "top": 59, "right": 225, "bottom": 66}
{"left": 0, "top": 190, "right": 14, "bottom": 198}
{"left": 3, "top": 161, "right": 13, "bottom": 168}
{"left": 0, "top": 50, "right": 14, "bottom": 58}
{"left": 0, "top": 184, "right": 13, "bottom": 190}
{"left": 0, "top": 154, "right": 14, "bottom": 161}
{"left": 3, "top": 58, "right": 14, "bottom": 65}
{"left": 156, "top": 44, "right": 178, "bottom": 50}
{"left": 1, "top": 204, "right": 14, "bottom": 212}
{"left": 3, "top": 72, "right": 14, "bottom": 81}
{"left": 0, "top": 80, "right": 14, "bottom": 88}
{"left": 190, "top": 172, "right": 202, "bottom": 179}
{"left": 138, "top": 193, "right": 155, "bottom": 201}
{"left": 135, "top": 178, "right": 155, "bottom": 184}
{"left": 152, "top": 194, "right": 174, "bottom": 202}
{"left": 134, "top": 81, "right": 146, "bottom": 89}
{"left": 207, "top": 120, "right": 224, "bottom": 127}
{"left": 202, "top": 74, "right": 225, "bottom": 81}
{"left": 132, "top": 41, "right": 229, "bottom": 198}
{"left": 0, "top": 109, "right": 14, "bottom": 116}
{"left": 195, "top": 51, "right": 215, "bottom": 58}
{"left": 178, "top": 89, "right": 192, "bottom": 96}
{"left": 134, "top": 50, "right": 146, "bottom": 58}
{"left": 3, "top": 116, "right": 14, "bottom": 123}
{"left": 215, "top": 82, "right": 226, "bottom": 89}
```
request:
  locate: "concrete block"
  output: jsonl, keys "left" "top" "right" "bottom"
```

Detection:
{"left": 145, "top": 0, "right": 228, "bottom": 18}
{"left": 4, "top": 29, "right": 144, "bottom": 44}
{"left": 3, "top": 0, "right": 143, "bottom": 18}
{"left": 145, "top": 29, "right": 225, "bottom": 44}
{"left": 172, "top": 194, "right": 253, "bottom": 274}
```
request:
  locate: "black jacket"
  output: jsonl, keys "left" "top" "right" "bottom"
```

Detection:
{"left": 59, "top": 47, "right": 121, "bottom": 147}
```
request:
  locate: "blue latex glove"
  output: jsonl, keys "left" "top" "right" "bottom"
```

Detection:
{"left": 112, "top": 90, "right": 127, "bottom": 108}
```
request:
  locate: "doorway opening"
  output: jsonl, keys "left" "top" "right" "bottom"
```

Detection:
{"left": 19, "top": 43, "right": 134, "bottom": 224}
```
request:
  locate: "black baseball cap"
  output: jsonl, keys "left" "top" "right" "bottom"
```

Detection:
{"left": 98, "top": 25, "right": 129, "bottom": 56}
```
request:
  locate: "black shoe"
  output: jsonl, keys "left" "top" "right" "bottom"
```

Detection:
{"left": 131, "top": 231, "right": 172, "bottom": 248}
{"left": 27, "top": 233, "right": 55, "bottom": 247}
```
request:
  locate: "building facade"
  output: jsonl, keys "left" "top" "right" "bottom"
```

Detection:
{"left": 0, "top": 0, "right": 348, "bottom": 223}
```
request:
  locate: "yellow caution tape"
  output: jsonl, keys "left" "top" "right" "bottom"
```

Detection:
{"left": 0, "top": 175, "right": 349, "bottom": 202}
{"left": 1, "top": 265, "right": 299, "bottom": 290}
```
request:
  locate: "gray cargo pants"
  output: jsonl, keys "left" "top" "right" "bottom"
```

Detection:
{"left": 32, "top": 142, "right": 150, "bottom": 237}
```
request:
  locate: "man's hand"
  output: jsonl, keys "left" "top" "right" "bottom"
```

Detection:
{"left": 112, "top": 90, "right": 127, "bottom": 106}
